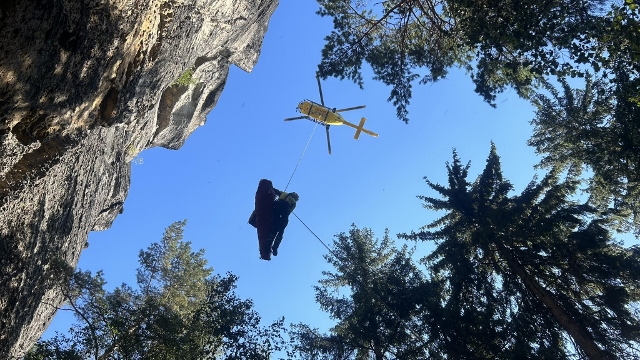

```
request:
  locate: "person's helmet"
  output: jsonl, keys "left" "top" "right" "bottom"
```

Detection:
{"left": 290, "top": 192, "right": 299, "bottom": 201}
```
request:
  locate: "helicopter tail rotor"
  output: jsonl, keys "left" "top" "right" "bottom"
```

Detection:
{"left": 354, "top": 117, "right": 365, "bottom": 140}
{"left": 344, "top": 117, "right": 379, "bottom": 139}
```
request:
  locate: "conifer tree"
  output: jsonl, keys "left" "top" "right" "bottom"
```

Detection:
{"left": 26, "top": 221, "right": 287, "bottom": 360}
{"left": 399, "top": 144, "right": 640, "bottom": 359}
{"left": 289, "top": 226, "right": 432, "bottom": 360}
{"left": 529, "top": 75, "right": 640, "bottom": 232}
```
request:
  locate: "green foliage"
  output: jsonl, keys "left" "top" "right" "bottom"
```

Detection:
{"left": 602, "top": 1, "right": 640, "bottom": 70}
{"left": 317, "top": 0, "right": 467, "bottom": 122}
{"left": 317, "top": 0, "right": 640, "bottom": 243}
{"left": 173, "top": 67, "right": 197, "bottom": 87}
{"left": 27, "top": 221, "right": 287, "bottom": 360}
{"left": 528, "top": 75, "right": 640, "bottom": 233}
{"left": 287, "top": 146, "right": 640, "bottom": 359}
{"left": 317, "top": 0, "right": 640, "bottom": 254}
{"left": 136, "top": 221, "right": 212, "bottom": 317}
{"left": 289, "top": 226, "right": 432, "bottom": 360}
{"left": 24, "top": 336, "right": 83, "bottom": 360}
{"left": 399, "top": 145, "right": 640, "bottom": 359}
{"left": 316, "top": 0, "right": 637, "bottom": 122}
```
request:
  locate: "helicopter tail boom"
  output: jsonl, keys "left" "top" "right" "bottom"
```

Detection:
{"left": 342, "top": 117, "right": 379, "bottom": 139}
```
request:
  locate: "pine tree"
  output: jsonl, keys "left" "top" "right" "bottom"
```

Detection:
{"left": 289, "top": 226, "right": 432, "bottom": 360}
{"left": 26, "top": 221, "right": 287, "bottom": 360}
{"left": 529, "top": 75, "right": 640, "bottom": 233}
{"left": 399, "top": 144, "right": 640, "bottom": 359}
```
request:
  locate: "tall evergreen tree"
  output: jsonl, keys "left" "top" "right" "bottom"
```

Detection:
{"left": 528, "top": 75, "right": 640, "bottom": 232}
{"left": 289, "top": 226, "right": 432, "bottom": 360}
{"left": 317, "top": 0, "right": 640, "bottom": 236}
{"left": 399, "top": 144, "right": 640, "bottom": 359}
{"left": 26, "top": 221, "right": 287, "bottom": 360}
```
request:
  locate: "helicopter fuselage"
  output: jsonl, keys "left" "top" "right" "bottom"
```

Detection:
{"left": 284, "top": 73, "right": 377, "bottom": 154}
{"left": 297, "top": 100, "right": 345, "bottom": 126}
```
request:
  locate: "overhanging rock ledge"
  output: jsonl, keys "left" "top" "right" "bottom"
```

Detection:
{"left": 0, "top": 0, "right": 278, "bottom": 357}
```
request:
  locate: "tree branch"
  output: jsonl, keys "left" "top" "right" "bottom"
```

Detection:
{"left": 494, "top": 241, "right": 615, "bottom": 360}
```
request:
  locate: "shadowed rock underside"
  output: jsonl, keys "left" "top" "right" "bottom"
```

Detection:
{"left": 0, "top": 0, "right": 278, "bottom": 357}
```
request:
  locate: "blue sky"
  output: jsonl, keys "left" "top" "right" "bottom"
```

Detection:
{"left": 44, "top": 0, "right": 551, "bottom": 344}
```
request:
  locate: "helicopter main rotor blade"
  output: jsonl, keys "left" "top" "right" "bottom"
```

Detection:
{"left": 284, "top": 116, "right": 308, "bottom": 121}
{"left": 335, "top": 105, "right": 366, "bottom": 112}
{"left": 316, "top": 72, "right": 325, "bottom": 106}
{"left": 325, "top": 125, "right": 332, "bottom": 155}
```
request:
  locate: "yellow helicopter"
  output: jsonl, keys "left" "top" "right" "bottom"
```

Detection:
{"left": 284, "top": 73, "right": 378, "bottom": 154}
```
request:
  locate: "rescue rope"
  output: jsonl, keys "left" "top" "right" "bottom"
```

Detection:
{"left": 291, "top": 211, "right": 428, "bottom": 348}
{"left": 291, "top": 212, "right": 332, "bottom": 253}
{"left": 284, "top": 122, "right": 318, "bottom": 192}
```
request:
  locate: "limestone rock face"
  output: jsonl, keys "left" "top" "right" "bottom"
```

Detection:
{"left": 0, "top": 0, "right": 278, "bottom": 357}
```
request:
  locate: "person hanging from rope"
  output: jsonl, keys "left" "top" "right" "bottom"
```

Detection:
{"left": 248, "top": 179, "right": 277, "bottom": 260}
{"left": 270, "top": 189, "right": 299, "bottom": 256}
{"left": 248, "top": 180, "right": 299, "bottom": 260}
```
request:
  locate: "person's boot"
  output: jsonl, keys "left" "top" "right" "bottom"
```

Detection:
{"left": 272, "top": 246, "right": 278, "bottom": 256}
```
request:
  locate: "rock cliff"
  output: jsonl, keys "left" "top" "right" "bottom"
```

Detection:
{"left": 0, "top": 0, "right": 278, "bottom": 357}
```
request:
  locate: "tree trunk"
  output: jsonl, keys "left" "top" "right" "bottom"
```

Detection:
{"left": 373, "top": 340, "right": 384, "bottom": 360}
{"left": 495, "top": 242, "right": 614, "bottom": 360}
